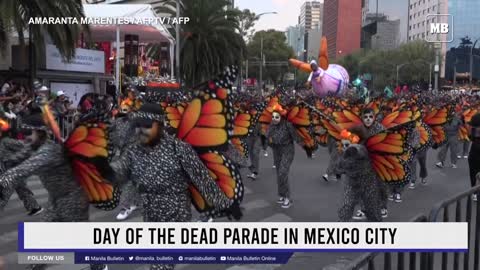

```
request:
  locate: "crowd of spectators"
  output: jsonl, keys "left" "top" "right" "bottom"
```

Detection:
{"left": 0, "top": 79, "right": 77, "bottom": 137}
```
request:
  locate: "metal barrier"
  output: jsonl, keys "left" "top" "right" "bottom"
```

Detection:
{"left": 345, "top": 214, "right": 429, "bottom": 270}
{"left": 58, "top": 113, "right": 78, "bottom": 139}
{"left": 347, "top": 185, "right": 480, "bottom": 270}
{"left": 427, "top": 185, "right": 480, "bottom": 270}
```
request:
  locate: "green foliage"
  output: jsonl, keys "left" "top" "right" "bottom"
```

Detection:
{"left": 247, "top": 30, "right": 295, "bottom": 86}
{"left": 153, "top": 0, "right": 246, "bottom": 87}
{"left": 237, "top": 9, "right": 258, "bottom": 42}
{"left": 0, "top": 0, "right": 87, "bottom": 60}
{"left": 335, "top": 40, "right": 435, "bottom": 90}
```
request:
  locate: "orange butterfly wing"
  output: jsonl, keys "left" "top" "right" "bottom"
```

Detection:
{"left": 65, "top": 123, "right": 120, "bottom": 210}
{"left": 259, "top": 97, "right": 279, "bottom": 135}
{"left": 287, "top": 104, "right": 317, "bottom": 153}
{"left": 423, "top": 106, "right": 452, "bottom": 148}
{"left": 232, "top": 103, "right": 267, "bottom": 138}
{"left": 176, "top": 66, "right": 243, "bottom": 216}
{"left": 458, "top": 108, "right": 478, "bottom": 141}
{"left": 189, "top": 151, "right": 243, "bottom": 216}
{"left": 177, "top": 89, "right": 231, "bottom": 149}
{"left": 381, "top": 108, "right": 421, "bottom": 129}
{"left": 366, "top": 124, "right": 415, "bottom": 185}
{"left": 230, "top": 137, "right": 248, "bottom": 159}
{"left": 331, "top": 109, "right": 363, "bottom": 130}
{"left": 160, "top": 101, "right": 186, "bottom": 129}
{"left": 414, "top": 121, "right": 433, "bottom": 153}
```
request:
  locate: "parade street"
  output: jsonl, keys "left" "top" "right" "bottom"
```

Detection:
{"left": 0, "top": 145, "right": 472, "bottom": 270}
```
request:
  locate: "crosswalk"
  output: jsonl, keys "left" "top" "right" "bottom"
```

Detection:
{"left": 0, "top": 176, "right": 293, "bottom": 270}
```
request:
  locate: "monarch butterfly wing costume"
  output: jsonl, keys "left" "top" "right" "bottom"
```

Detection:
{"left": 64, "top": 119, "right": 120, "bottom": 210}
{"left": 230, "top": 102, "right": 267, "bottom": 158}
{"left": 259, "top": 96, "right": 279, "bottom": 136}
{"left": 365, "top": 122, "right": 416, "bottom": 186}
{"left": 414, "top": 121, "right": 433, "bottom": 154}
{"left": 304, "top": 102, "right": 344, "bottom": 147}
{"left": 286, "top": 102, "right": 318, "bottom": 155}
{"left": 458, "top": 108, "right": 478, "bottom": 141}
{"left": 38, "top": 104, "right": 120, "bottom": 211}
{"left": 380, "top": 108, "right": 421, "bottom": 129}
{"left": 160, "top": 101, "right": 187, "bottom": 130}
{"left": 175, "top": 66, "right": 244, "bottom": 218}
{"left": 423, "top": 105, "right": 453, "bottom": 149}
{"left": 330, "top": 109, "right": 363, "bottom": 131}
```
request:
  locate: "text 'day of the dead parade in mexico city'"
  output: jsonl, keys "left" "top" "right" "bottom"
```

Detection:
{"left": 20, "top": 223, "right": 468, "bottom": 251}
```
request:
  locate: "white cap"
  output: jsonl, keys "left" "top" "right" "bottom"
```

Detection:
{"left": 57, "top": 91, "right": 65, "bottom": 96}
{"left": 38, "top": 86, "right": 49, "bottom": 92}
{"left": 310, "top": 60, "right": 317, "bottom": 65}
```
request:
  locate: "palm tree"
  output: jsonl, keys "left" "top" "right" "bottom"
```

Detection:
{"left": 152, "top": 0, "right": 246, "bottom": 87}
{"left": 0, "top": 0, "right": 87, "bottom": 60}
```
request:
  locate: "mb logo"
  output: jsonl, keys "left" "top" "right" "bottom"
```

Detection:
{"left": 425, "top": 14, "right": 454, "bottom": 43}
{"left": 430, "top": 23, "right": 449, "bottom": 34}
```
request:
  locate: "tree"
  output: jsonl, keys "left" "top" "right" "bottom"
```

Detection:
{"left": 247, "top": 30, "right": 294, "bottom": 86}
{"left": 334, "top": 40, "right": 435, "bottom": 90}
{"left": 237, "top": 9, "right": 258, "bottom": 42}
{"left": 152, "top": 0, "right": 246, "bottom": 87}
{"left": 0, "top": 0, "right": 87, "bottom": 60}
{"left": 459, "top": 36, "right": 473, "bottom": 48}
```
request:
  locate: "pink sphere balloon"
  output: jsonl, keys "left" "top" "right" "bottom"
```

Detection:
{"left": 311, "top": 64, "right": 350, "bottom": 97}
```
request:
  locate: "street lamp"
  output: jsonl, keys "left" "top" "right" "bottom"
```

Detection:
{"left": 257, "top": 11, "right": 277, "bottom": 93}
{"left": 396, "top": 63, "right": 409, "bottom": 87}
{"left": 470, "top": 38, "right": 480, "bottom": 85}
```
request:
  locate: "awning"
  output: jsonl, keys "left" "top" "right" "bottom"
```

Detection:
{"left": 83, "top": 4, "right": 174, "bottom": 43}
{"left": 82, "top": 4, "right": 176, "bottom": 95}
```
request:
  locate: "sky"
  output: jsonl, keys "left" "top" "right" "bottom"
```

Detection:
{"left": 236, "top": 0, "right": 409, "bottom": 41}
{"left": 236, "top": 0, "right": 314, "bottom": 32}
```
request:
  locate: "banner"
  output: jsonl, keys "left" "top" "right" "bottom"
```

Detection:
{"left": 46, "top": 44, "right": 105, "bottom": 73}
{"left": 20, "top": 222, "right": 468, "bottom": 252}
{"left": 245, "top": 78, "right": 257, "bottom": 87}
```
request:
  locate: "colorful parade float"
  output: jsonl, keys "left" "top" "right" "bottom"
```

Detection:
{"left": 289, "top": 37, "right": 350, "bottom": 97}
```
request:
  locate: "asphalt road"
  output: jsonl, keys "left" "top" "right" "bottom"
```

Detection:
{"left": 0, "top": 145, "right": 474, "bottom": 270}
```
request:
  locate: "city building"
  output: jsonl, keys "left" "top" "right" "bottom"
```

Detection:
{"left": 362, "top": 0, "right": 370, "bottom": 26}
{"left": 362, "top": 13, "right": 400, "bottom": 50}
{"left": 306, "top": 29, "right": 323, "bottom": 61}
{"left": 407, "top": 0, "right": 447, "bottom": 42}
{"left": 408, "top": 0, "right": 480, "bottom": 80}
{"left": 285, "top": 25, "right": 305, "bottom": 59}
{"left": 362, "top": 0, "right": 409, "bottom": 43}
{"left": 322, "top": 0, "right": 362, "bottom": 59}
{"left": 299, "top": 1, "right": 324, "bottom": 32}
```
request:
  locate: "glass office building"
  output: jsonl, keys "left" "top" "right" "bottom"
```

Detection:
{"left": 448, "top": 0, "right": 480, "bottom": 49}
{"left": 444, "top": 0, "right": 480, "bottom": 81}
